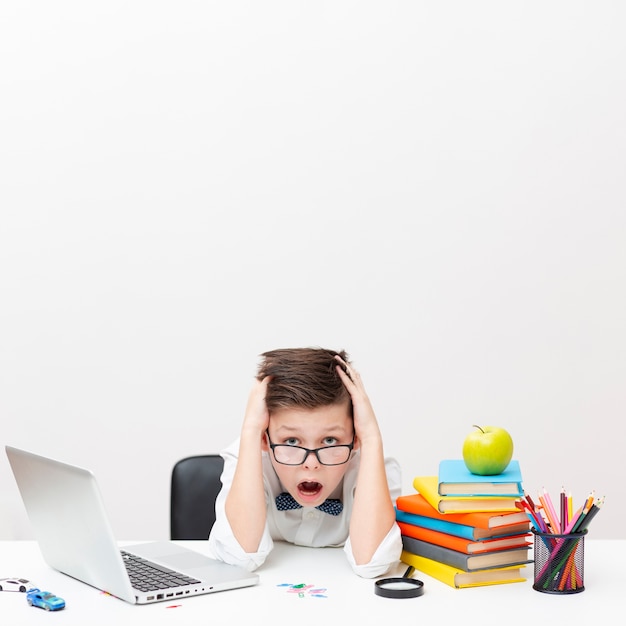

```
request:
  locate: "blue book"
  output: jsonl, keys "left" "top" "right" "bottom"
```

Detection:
{"left": 437, "top": 459, "right": 524, "bottom": 497}
{"left": 395, "top": 508, "right": 530, "bottom": 541}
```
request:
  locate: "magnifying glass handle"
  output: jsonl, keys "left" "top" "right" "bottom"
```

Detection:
{"left": 403, "top": 565, "right": 415, "bottom": 578}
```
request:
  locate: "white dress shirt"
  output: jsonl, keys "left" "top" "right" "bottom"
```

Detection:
{"left": 207, "top": 437, "right": 403, "bottom": 578}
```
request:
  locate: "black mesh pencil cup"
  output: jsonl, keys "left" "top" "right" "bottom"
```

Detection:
{"left": 532, "top": 529, "right": 586, "bottom": 594}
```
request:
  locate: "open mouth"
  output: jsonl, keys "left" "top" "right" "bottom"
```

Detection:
{"left": 297, "top": 481, "right": 323, "bottom": 501}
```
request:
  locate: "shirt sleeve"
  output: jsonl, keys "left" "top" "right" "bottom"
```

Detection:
{"left": 342, "top": 456, "right": 403, "bottom": 578}
{"left": 207, "top": 438, "right": 274, "bottom": 572}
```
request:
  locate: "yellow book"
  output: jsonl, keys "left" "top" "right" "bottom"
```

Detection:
{"left": 412, "top": 475, "right": 520, "bottom": 514}
{"left": 401, "top": 551, "right": 527, "bottom": 589}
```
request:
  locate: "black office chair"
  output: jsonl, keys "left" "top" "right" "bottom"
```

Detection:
{"left": 170, "top": 454, "right": 224, "bottom": 540}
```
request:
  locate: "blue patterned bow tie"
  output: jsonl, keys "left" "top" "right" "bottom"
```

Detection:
{"left": 275, "top": 492, "right": 343, "bottom": 516}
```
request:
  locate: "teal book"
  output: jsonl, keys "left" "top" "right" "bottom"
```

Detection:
{"left": 394, "top": 508, "right": 530, "bottom": 541}
{"left": 401, "top": 535, "right": 532, "bottom": 571}
{"left": 437, "top": 459, "right": 524, "bottom": 497}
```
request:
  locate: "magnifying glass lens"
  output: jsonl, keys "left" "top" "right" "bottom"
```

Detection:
{"left": 379, "top": 581, "right": 419, "bottom": 590}
{"left": 374, "top": 576, "right": 424, "bottom": 598}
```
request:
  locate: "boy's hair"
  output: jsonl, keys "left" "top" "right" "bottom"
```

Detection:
{"left": 257, "top": 347, "right": 352, "bottom": 414}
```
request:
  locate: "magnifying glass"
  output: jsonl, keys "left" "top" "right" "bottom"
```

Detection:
{"left": 374, "top": 566, "right": 425, "bottom": 599}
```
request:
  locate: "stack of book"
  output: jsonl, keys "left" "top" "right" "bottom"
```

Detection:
{"left": 397, "top": 459, "right": 533, "bottom": 588}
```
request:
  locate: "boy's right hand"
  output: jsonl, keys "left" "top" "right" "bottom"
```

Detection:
{"left": 241, "top": 376, "right": 271, "bottom": 438}
{"left": 226, "top": 376, "right": 271, "bottom": 552}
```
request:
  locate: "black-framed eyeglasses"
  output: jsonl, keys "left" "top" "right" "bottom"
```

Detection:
{"left": 266, "top": 430, "right": 355, "bottom": 466}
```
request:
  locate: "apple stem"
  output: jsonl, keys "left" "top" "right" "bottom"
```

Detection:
{"left": 472, "top": 425, "right": 485, "bottom": 434}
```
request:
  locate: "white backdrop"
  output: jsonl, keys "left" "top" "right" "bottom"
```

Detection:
{"left": 2, "top": 2, "right": 624, "bottom": 541}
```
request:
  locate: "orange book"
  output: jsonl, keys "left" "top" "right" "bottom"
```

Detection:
{"left": 398, "top": 521, "right": 531, "bottom": 554}
{"left": 397, "top": 492, "right": 528, "bottom": 529}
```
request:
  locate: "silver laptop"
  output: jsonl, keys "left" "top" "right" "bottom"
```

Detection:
{"left": 5, "top": 445, "right": 259, "bottom": 604}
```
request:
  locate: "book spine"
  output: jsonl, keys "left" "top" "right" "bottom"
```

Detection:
{"left": 437, "top": 460, "right": 524, "bottom": 497}
{"left": 438, "top": 483, "right": 524, "bottom": 497}
{"left": 395, "top": 509, "right": 478, "bottom": 540}
{"left": 411, "top": 476, "right": 520, "bottom": 514}
{"left": 402, "top": 535, "right": 469, "bottom": 570}
{"left": 398, "top": 522, "right": 472, "bottom": 552}
{"left": 396, "top": 494, "right": 498, "bottom": 527}
{"left": 401, "top": 551, "right": 527, "bottom": 589}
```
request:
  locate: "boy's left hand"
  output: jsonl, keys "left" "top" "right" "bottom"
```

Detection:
{"left": 335, "top": 355, "right": 381, "bottom": 445}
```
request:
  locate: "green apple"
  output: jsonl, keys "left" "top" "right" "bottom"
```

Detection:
{"left": 462, "top": 425, "right": 514, "bottom": 475}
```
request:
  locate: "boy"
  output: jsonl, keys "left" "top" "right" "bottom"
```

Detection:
{"left": 207, "top": 347, "right": 402, "bottom": 578}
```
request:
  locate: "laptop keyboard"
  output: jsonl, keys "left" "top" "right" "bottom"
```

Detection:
{"left": 121, "top": 550, "right": 201, "bottom": 592}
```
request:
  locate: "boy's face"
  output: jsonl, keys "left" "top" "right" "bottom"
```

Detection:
{"left": 263, "top": 401, "right": 355, "bottom": 508}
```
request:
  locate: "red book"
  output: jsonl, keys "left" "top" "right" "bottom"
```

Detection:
{"left": 398, "top": 521, "right": 531, "bottom": 554}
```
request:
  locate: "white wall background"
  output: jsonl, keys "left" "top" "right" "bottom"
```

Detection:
{"left": 1, "top": 2, "right": 624, "bottom": 541}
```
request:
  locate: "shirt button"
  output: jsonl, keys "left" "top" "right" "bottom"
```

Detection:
{"left": 305, "top": 510, "right": 317, "bottom": 520}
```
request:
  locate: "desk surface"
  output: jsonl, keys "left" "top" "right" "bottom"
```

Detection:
{"left": 1, "top": 540, "right": 623, "bottom": 625}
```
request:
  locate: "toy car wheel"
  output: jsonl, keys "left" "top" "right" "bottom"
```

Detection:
{"left": 44, "top": 604, "right": 51, "bottom": 611}
{"left": 27, "top": 599, "right": 33, "bottom": 606}
{"left": 19, "top": 586, "right": 26, "bottom": 592}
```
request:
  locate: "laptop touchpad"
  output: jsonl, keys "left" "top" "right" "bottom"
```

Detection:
{"left": 161, "top": 552, "right": 218, "bottom": 571}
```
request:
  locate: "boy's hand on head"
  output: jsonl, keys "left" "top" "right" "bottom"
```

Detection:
{"left": 225, "top": 376, "right": 271, "bottom": 552}
{"left": 335, "top": 355, "right": 396, "bottom": 565}
{"left": 335, "top": 356, "right": 381, "bottom": 445}
{"left": 241, "top": 376, "right": 271, "bottom": 437}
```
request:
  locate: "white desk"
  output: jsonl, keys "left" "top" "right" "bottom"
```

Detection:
{"left": 1, "top": 540, "right": 622, "bottom": 625}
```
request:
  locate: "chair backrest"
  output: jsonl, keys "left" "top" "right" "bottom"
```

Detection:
{"left": 170, "top": 454, "right": 224, "bottom": 540}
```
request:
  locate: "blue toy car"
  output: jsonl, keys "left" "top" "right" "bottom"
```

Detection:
{"left": 26, "top": 588, "right": 65, "bottom": 611}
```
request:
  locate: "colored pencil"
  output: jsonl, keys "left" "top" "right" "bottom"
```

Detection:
{"left": 576, "top": 497, "right": 604, "bottom": 532}
{"left": 567, "top": 491, "right": 573, "bottom": 524}
{"left": 538, "top": 490, "right": 559, "bottom": 533}
{"left": 543, "top": 487, "right": 561, "bottom": 531}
